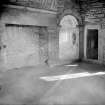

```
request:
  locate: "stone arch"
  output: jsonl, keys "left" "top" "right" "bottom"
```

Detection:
{"left": 59, "top": 14, "right": 79, "bottom": 61}
{"left": 57, "top": 9, "right": 82, "bottom": 25}
{"left": 60, "top": 15, "right": 78, "bottom": 28}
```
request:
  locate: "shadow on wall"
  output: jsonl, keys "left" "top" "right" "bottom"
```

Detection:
{"left": 0, "top": 0, "right": 11, "bottom": 16}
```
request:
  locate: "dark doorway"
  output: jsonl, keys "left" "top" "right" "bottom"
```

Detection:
{"left": 86, "top": 29, "right": 98, "bottom": 60}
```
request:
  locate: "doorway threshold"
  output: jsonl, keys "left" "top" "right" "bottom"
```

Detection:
{"left": 83, "top": 59, "right": 100, "bottom": 64}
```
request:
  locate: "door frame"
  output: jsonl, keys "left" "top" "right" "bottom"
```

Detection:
{"left": 84, "top": 25, "right": 100, "bottom": 62}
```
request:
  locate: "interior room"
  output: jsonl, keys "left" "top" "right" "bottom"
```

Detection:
{"left": 0, "top": 0, "right": 105, "bottom": 105}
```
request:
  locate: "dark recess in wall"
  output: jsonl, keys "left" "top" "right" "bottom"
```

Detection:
{"left": 0, "top": 0, "right": 10, "bottom": 16}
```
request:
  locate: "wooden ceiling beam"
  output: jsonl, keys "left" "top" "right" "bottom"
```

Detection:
{"left": 4, "top": 4, "right": 57, "bottom": 14}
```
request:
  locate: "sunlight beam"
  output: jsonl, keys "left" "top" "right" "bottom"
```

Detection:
{"left": 40, "top": 72, "right": 105, "bottom": 81}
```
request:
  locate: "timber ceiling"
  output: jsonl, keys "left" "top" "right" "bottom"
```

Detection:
{"left": 9, "top": 0, "right": 57, "bottom": 11}
{"left": 1, "top": 0, "right": 105, "bottom": 12}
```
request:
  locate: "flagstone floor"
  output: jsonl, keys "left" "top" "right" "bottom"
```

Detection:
{"left": 0, "top": 62, "right": 105, "bottom": 105}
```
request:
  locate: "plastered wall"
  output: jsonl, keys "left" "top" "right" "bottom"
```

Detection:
{"left": 0, "top": 7, "right": 57, "bottom": 70}
{"left": 2, "top": 25, "right": 40, "bottom": 69}
{"left": 99, "top": 29, "right": 105, "bottom": 64}
{"left": 1, "top": 7, "right": 57, "bottom": 27}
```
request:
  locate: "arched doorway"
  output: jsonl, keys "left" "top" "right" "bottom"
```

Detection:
{"left": 59, "top": 15, "right": 79, "bottom": 61}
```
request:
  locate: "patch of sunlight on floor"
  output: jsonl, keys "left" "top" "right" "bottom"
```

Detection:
{"left": 64, "top": 64, "right": 78, "bottom": 67}
{"left": 40, "top": 72, "right": 105, "bottom": 81}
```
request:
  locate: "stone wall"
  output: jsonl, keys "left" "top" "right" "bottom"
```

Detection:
{"left": 0, "top": 6, "right": 57, "bottom": 70}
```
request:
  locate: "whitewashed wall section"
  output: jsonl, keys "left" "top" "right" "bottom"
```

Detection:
{"left": 100, "top": 28, "right": 105, "bottom": 64}
{"left": 98, "top": 19, "right": 105, "bottom": 64}
{"left": 1, "top": 25, "right": 40, "bottom": 70}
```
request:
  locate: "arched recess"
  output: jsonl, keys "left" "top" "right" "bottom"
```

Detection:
{"left": 59, "top": 15, "right": 79, "bottom": 60}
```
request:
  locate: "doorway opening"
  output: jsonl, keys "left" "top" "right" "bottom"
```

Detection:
{"left": 59, "top": 15, "right": 79, "bottom": 60}
{"left": 86, "top": 29, "right": 98, "bottom": 60}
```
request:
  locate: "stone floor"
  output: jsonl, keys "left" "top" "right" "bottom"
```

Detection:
{"left": 0, "top": 61, "right": 105, "bottom": 105}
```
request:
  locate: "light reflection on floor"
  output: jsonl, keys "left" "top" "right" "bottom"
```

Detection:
{"left": 40, "top": 71, "right": 105, "bottom": 81}
{"left": 64, "top": 64, "right": 78, "bottom": 66}
{"left": 0, "top": 62, "right": 105, "bottom": 104}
